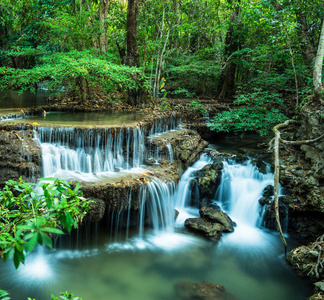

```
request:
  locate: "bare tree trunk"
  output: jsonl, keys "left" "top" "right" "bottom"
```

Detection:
{"left": 99, "top": 0, "right": 110, "bottom": 53}
{"left": 275, "top": 1, "right": 299, "bottom": 107}
{"left": 313, "top": 19, "right": 324, "bottom": 102}
{"left": 125, "top": 0, "right": 143, "bottom": 106}
{"left": 270, "top": 120, "right": 324, "bottom": 252}
{"left": 272, "top": 123, "right": 288, "bottom": 253}
{"left": 217, "top": 0, "right": 241, "bottom": 100}
{"left": 296, "top": 11, "right": 316, "bottom": 70}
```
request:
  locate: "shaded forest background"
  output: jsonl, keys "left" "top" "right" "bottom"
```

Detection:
{"left": 0, "top": 0, "right": 323, "bottom": 135}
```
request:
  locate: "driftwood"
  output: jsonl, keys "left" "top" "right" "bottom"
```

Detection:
{"left": 270, "top": 120, "right": 324, "bottom": 253}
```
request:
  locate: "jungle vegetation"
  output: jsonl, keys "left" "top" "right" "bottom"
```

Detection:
{"left": 0, "top": 1, "right": 323, "bottom": 299}
{"left": 0, "top": 0, "right": 323, "bottom": 135}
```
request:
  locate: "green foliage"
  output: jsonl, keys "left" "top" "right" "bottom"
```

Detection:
{"left": 160, "top": 101, "right": 172, "bottom": 111}
{"left": 166, "top": 54, "right": 221, "bottom": 97}
{"left": 50, "top": 291, "right": 83, "bottom": 300}
{"left": 0, "top": 50, "right": 142, "bottom": 97}
{"left": 208, "top": 90, "right": 288, "bottom": 136}
{"left": 1, "top": 290, "right": 82, "bottom": 300}
{"left": 0, "top": 290, "right": 10, "bottom": 300}
{"left": 172, "top": 88, "right": 195, "bottom": 99}
{"left": 189, "top": 100, "right": 206, "bottom": 115}
{"left": 0, "top": 178, "right": 92, "bottom": 269}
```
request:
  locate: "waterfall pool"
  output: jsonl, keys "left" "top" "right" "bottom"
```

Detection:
{"left": 0, "top": 227, "right": 312, "bottom": 300}
{"left": 0, "top": 116, "right": 313, "bottom": 300}
{"left": 0, "top": 156, "right": 313, "bottom": 300}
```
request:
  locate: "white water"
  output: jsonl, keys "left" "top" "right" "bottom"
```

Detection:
{"left": 38, "top": 126, "right": 146, "bottom": 179}
{"left": 175, "top": 153, "right": 212, "bottom": 210}
{"left": 216, "top": 160, "right": 274, "bottom": 226}
{"left": 214, "top": 160, "right": 279, "bottom": 251}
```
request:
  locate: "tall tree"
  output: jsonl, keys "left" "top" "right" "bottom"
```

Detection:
{"left": 313, "top": 19, "right": 324, "bottom": 102}
{"left": 99, "top": 0, "right": 110, "bottom": 53}
{"left": 125, "top": 0, "right": 143, "bottom": 106}
{"left": 217, "top": 0, "right": 241, "bottom": 100}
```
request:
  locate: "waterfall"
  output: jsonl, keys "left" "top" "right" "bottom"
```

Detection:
{"left": 36, "top": 116, "right": 180, "bottom": 180}
{"left": 175, "top": 153, "right": 212, "bottom": 210}
{"left": 138, "top": 179, "right": 176, "bottom": 238}
{"left": 148, "top": 115, "right": 181, "bottom": 137}
{"left": 213, "top": 160, "right": 280, "bottom": 248}
{"left": 215, "top": 160, "right": 274, "bottom": 226}
{"left": 36, "top": 126, "right": 146, "bottom": 179}
{"left": 166, "top": 143, "right": 174, "bottom": 162}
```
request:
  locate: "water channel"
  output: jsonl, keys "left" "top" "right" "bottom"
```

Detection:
{"left": 0, "top": 93, "right": 312, "bottom": 300}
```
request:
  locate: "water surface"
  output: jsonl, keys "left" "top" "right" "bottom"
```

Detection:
{"left": 3, "top": 111, "right": 147, "bottom": 127}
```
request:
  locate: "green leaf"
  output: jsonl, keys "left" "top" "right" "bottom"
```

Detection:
{"left": 40, "top": 232, "right": 52, "bottom": 248}
{"left": 24, "top": 234, "right": 38, "bottom": 253}
{"left": 43, "top": 227, "right": 64, "bottom": 235}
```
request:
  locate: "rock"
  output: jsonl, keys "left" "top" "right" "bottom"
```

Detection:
{"left": 260, "top": 202, "right": 287, "bottom": 230}
{"left": 258, "top": 196, "right": 272, "bottom": 206}
{"left": 287, "top": 236, "right": 324, "bottom": 281}
{"left": 175, "top": 209, "right": 179, "bottom": 220}
{"left": 150, "top": 129, "right": 209, "bottom": 171}
{"left": 83, "top": 198, "right": 106, "bottom": 222}
{"left": 0, "top": 124, "right": 42, "bottom": 187}
{"left": 175, "top": 280, "right": 238, "bottom": 300}
{"left": 197, "top": 162, "right": 223, "bottom": 199}
{"left": 262, "top": 185, "right": 274, "bottom": 198}
{"left": 314, "top": 281, "right": 324, "bottom": 293}
{"left": 200, "top": 206, "right": 234, "bottom": 232}
{"left": 184, "top": 218, "right": 224, "bottom": 240}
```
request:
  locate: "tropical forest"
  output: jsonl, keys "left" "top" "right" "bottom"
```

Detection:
{"left": 0, "top": 0, "right": 323, "bottom": 299}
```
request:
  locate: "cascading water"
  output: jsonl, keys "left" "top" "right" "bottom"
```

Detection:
{"left": 148, "top": 115, "right": 181, "bottom": 137}
{"left": 214, "top": 160, "right": 280, "bottom": 248}
{"left": 138, "top": 180, "right": 176, "bottom": 237}
{"left": 166, "top": 143, "right": 174, "bottom": 163}
{"left": 175, "top": 153, "right": 212, "bottom": 210}
{"left": 215, "top": 160, "right": 274, "bottom": 226}
{"left": 37, "top": 126, "right": 146, "bottom": 179}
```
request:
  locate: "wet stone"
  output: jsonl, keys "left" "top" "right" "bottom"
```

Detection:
{"left": 184, "top": 218, "right": 224, "bottom": 240}
{"left": 199, "top": 206, "right": 234, "bottom": 232}
{"left": 175, "top": 280, "right": 238, "bottom": 300}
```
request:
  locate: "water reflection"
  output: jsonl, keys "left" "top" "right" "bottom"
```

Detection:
{"left": 0, "top": 90, "right": 49, "bottom": 109}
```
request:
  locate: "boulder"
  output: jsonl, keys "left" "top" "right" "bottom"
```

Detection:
{"left": 287, "top": 235, "right": 324, "bottom": 281}
{"left": 83, "top": 198, "right": 106, "bottom": 222}
{"left": 200, "top": 206, "right": 234, "bottom": 232}
{"left": 175, "top": 280, "right": 238, "bottom": 300}
{"left": 197, "top": 162, "right": 223, "bottom": 199}
{"left": 0, "top": 124, "right": 42, "bottom": 187}
{"left": 184, "top": 218, "right": 223, "bottom": 240}
{"left": 262, "top": 185, "right": 274, "bottom": 198}
{"left": 150, "top": 129, "right": 209, "bottom": 171}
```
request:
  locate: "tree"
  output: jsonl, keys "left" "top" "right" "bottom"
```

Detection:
{"left": 313, "top": 19, "right": 324, "bottom": 102}
{"left": 125, "top": 0, "right": 144, "bottom": 106}
{"left": 217, "top": 0, "right": 242, "bottom": 100}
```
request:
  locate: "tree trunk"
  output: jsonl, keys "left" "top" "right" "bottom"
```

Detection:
{"left": 125, "top": 0, "right": 143, "bottom": 106}
{"left": 99, "top": 0, "right": 110, "bottom": 53}
{"left": 313, "top": 19, "right": 324, "bottom": 101}
{"left": 217, "top": 0, "right": 241, "bottom": 100}
{"left": 296, "top": 11, "right": 316, "bottom": 70}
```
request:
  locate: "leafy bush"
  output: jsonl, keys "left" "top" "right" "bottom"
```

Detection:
{"left": 207, "top": 89, "right": 288, "bottom": 136}
{"left": 165, "top": 54, "right": 221, "bottom": 97}
{"left": 189, "top": 100, "right": 206, "bottom": 115}
{"left": 0, "top": 178, "right": 92, "bottom": 269}
{"left": 0, "top": 50, "right": 142, "bottom": 98}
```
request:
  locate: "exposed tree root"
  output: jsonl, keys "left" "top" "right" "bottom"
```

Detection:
{"left": 269, "top": 120, "right": 324, "bottom": 253}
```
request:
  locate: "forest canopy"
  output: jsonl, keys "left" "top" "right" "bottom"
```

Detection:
{"left": 0, "top": 0, "right": 323, "bottom": 135}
